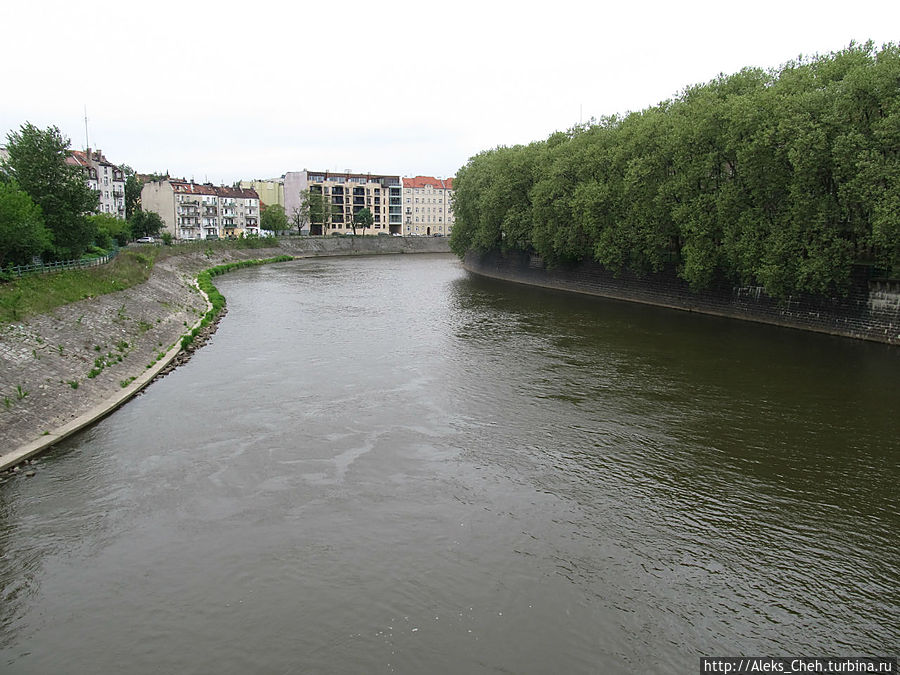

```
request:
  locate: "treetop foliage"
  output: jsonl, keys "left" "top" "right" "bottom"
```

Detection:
{"left": 449, "top": 42, "right": 900, "bottom": 297}
{"left": 2, "top": 122, "right": 99, "bottom": 260}
{"left": 260, "top": 203, "right": 288, "bottom": 234}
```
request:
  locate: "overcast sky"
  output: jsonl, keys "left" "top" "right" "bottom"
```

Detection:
{"left": 2, "top": 0, "right": 897, "bottom": 184}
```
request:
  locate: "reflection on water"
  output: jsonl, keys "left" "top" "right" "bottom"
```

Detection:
{"left": 1, "top": 254, "right": 897, "bottom": 674}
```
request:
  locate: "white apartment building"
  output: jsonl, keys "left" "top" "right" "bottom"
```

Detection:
{"left": 141, "top": 179, "right": 260, "bottom": 240}
{"left": 284, "top": 170, "right": 402, "bottom": 235}
{"left": 67, "top": 149, "right": 126, "bottom": 218}
{"left": 402, "top": 176, "right": 454, "bottom": 236}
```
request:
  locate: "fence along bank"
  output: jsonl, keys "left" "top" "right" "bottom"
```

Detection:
{"left": 463, "top": 250, "right": 900, "bottom": 345}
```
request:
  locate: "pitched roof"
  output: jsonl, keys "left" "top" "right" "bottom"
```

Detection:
{"left": 403, "top": 175, "right": 454, "bottom": 190}
{"left": 170, "top": 180, "right": 259, "bottom": 199}
{"left": 68, "top": 149, "right": 119, "bottom": 168}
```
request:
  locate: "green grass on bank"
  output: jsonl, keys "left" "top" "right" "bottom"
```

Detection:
{"left": 0, "top": 237, "right": 287, "bottom": 325}
{"left": 0, "top": 249, "right": 158, "bottom": 323}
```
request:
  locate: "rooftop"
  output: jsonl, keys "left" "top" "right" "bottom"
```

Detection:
{"left": 403, "top": 176, "right": 454, "bottom": 190}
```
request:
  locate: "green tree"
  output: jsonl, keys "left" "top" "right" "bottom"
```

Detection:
{"left": 303, "top": 187, "right": 331, "bottom": 235}
{"left": 129, "top": 210, "right": 164, "bottom": 239}
{"left": 351, "top": 207, "right": 374, "bottom": 235}
{"left": 89, "top": 213, "right": 131, "bottom": 248}
{"left": 290, "top": 205, "right": 308, "bottom": 235}
{"left": 451, "top": 42, "right": 900, "bottom": 294}
{"left": 122, "top": 167, "right": 143, "bottom": 220}
{"left": 0, "top": 181, "right": 51, "bottom": 267}
{"left": 260, "top": 204, "right": 288, "bottom": 236}
{"left": 2, "top": 122, "right": 99, "bottom": 260}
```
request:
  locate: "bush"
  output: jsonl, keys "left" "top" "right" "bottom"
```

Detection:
{"left": 89, "top": 213, "right": 131, "bottom": 248}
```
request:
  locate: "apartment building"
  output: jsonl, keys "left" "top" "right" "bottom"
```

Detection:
{"left": 402, "top": 176, "right": 454, "bottom": 236}
{"left": 141, "top": 179, "right": 260, "bottom": 240}
{"left": 239, "top": 178, "right": 284, "bottom": 209}
{"left": 67, "top": 148, "right": 126, "bottom": 218}
{"left": 284, "top": 170, "right": 402, "bottom": 235}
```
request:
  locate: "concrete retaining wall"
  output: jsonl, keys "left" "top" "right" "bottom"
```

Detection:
{"left": 463, "top": 250, "right": 900, "bottom": 345}
{"left": 277, "top": 235, "right": 450, "bottom": 257}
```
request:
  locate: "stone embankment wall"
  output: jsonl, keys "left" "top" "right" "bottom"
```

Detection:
{"left": 463, "top": 250, "right": 900, "bottom": 345}
{"left": 0, "top": 236, "right": 450, "bottom": 469}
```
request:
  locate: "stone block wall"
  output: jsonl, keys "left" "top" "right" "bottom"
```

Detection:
{"left": 463, "top": 250, "right": 900, "bottom": 345}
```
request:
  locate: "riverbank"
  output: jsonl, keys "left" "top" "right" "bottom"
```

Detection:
{"left": 463, "top": 249, "right": 900, "bottom": 345}
{"left": 0, "top": 236, "right": 450, "bottom": 471}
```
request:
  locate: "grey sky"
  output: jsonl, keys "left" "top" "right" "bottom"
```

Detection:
{"left": 3, "top": 0, "right": 897, "bottom": 184}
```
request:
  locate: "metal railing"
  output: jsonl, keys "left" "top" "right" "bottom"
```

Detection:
{"left": 4, "top": 248, "right": 119, "bottom": 279}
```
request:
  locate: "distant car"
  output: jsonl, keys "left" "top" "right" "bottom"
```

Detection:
{"left": 135, "top": 236, "right": 154, "bottom": 243}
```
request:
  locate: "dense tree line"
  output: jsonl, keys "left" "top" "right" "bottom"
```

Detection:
{"left": 450, "top": 43, "right": 899, "bottom": 297}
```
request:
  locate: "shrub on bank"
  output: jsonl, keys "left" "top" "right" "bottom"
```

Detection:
{"left": 180, "top": 255, "right": 293, "bottom": 350}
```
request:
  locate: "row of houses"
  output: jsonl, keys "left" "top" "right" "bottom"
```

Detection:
{"left": 4, "top": 140, "right": 457, "bottom": 240}
{"left": 141, "top": 180, "right": 261, "bottom": 240}
{"left": 140, "top": 171, "right": 456, "bottom": 241}
{"left": 251, "top": 171, "right": 456, "bottom": 238}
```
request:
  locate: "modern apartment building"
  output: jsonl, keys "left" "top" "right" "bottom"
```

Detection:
{"left": 67, "top": 148, "right": 126, "bottom": 218}
{"left": 141, "top": 179, "right": 260, "bottom": 240}
{"left": 284, "top": 170, "right": 402, "bottom": 235}
{"left": 402, "top": 176, "right": 454, "bottom": 236}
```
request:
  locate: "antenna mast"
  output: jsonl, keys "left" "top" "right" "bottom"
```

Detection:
{"left": 84, "top": 105, "right": 90, "bottom": 152}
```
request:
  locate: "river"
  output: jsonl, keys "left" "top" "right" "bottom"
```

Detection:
{"left": 1, "top": 253, "right": 897, "bottom": 673}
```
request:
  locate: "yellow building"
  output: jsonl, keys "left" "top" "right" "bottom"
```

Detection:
{"left": 240, "top": 179, "right": 284, "bottom": 209}
{"left": 402, "top": 176, "right": 455, "bottom": 236}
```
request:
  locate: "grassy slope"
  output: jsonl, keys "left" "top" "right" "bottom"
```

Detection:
{"left": 0, "top": 249, "right": 157, "bottom": 323}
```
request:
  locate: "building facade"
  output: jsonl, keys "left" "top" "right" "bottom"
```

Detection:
{"left": 67, "top": 149, "right": 126, "bottom": 218}
{"left": 284, "top": 170, "right": 402, "bottom": 235}
{"left": 402, "top": 176, "right": 454, "bottom": 236}
{"left": 141, "top": 179, "right": 260, "bottom": 240}
{"left": 239, "top": 178, "right": 284, "bottom": 209}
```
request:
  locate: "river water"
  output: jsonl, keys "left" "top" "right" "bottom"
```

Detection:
{"left": 1, "top": 254, "right": 897, "bottom": 674}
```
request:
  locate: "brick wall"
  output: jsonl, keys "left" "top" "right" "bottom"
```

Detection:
{"left": 464, "top": 250, "right": 900, "bottom": 345}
